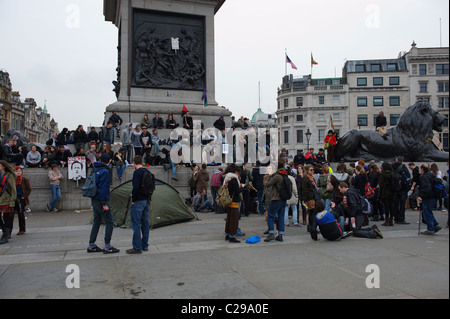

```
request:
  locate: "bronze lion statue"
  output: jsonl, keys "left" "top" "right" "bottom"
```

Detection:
{"left": 335, "top": 100, "right": 449, "bottom": 162}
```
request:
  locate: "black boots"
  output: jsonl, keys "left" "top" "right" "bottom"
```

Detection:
{"left": 0, "top": 228, "right": 10, "bottom": 245}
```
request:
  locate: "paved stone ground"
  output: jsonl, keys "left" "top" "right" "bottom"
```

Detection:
{"left": 0, "top": 207, "right": 448, "bottom": 300}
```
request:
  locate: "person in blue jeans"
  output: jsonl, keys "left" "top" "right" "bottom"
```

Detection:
{"left": 418, "top": 164, "right": 442, "bottom": 235}
{"left": 47, "top": 164, "right": 63, "bottom": 212}
{"left": 127, "top": 155, "right": 151, "bottom": 254}
{"left": 87, "top": 154, "right": 120, "bottom": 254}
{"left": 263, "top": 160, "right": 288, "bottom": 242}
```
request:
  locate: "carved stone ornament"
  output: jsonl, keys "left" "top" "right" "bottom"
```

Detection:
{"left": 132, "top": 9, "right": 206, "bottom": 91}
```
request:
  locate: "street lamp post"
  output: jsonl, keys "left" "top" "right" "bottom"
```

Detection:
{"left": 305, "top": 128, "right": 312, "bottom": 151}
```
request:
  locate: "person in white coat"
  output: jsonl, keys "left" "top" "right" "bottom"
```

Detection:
{"left": 284, "top": 168, "right": 301, "bottom": 227}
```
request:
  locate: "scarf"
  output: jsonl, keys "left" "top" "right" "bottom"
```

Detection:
{"left": 223, "top": 173, "right": 240, "bottom": 186}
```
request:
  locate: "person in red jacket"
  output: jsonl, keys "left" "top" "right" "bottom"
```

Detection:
{"left": 324, "top": 130, "right": 337, "bottom": 162}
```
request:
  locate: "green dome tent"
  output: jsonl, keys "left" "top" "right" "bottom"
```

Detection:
{"left": 110, "top": 179, "right": 198, "bottom": 229}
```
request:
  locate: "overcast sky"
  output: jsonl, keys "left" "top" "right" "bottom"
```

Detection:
{"left": 1, "top": 0, "right": 448, "bottom": 130}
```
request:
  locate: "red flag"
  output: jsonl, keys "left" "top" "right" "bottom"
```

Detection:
{"left": 182, "top": 104, "right": 188, "bottom": 117}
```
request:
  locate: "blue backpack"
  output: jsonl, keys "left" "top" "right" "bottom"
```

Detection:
{"left": 81, "top": 167, "right": 107, "bottom": 198}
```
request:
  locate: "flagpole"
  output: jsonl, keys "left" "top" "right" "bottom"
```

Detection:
{"left": 285, "top": 48, "right": 287, "bottom": 76}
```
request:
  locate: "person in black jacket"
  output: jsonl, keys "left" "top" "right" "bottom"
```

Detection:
{"left": 251, "top": 161, "right": 265, "bottom": 214}
{"left": 418, "top": 164, "right": 442, "bottom": 235}
{"left": 338, "top": 182, "right": 363, "bottom": 230}
{"left": 126, "top": 155, "right": 151, "bottom": 254}
{"left": 54, "top": 145, "right": 72, "bottom": 167}
{"left": 74, "top": 125, "right": 87, "bottom": 151}
{"left": 139, "top": 126, "right": 152, "bottom": 164}
{"left": 223, "top": 163, "right": 244, "bottom": 243}
{"left": 213, "top": 116, "right": 226, "bottom": 131}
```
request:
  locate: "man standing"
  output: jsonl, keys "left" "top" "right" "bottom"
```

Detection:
{"left": 127, "top": 155, "right": 152, "bottom": 254}
{"left": 264, "top": 160, "right": 289, "bottom": 242}
{"left": 418, "top": 164, "right": 442, "bottom": 235}
{"left": 87, "top": 153, "right": 120, "bottom": 254}
{"left": 392, "top": 156, "right": 411, "bottom": 224}
{"left": 121, "top": 123, "right": 134, "bottom": 163}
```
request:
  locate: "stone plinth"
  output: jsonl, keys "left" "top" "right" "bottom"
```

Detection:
{"left": 103, "top": 0, "right": 231, "bottom": 128}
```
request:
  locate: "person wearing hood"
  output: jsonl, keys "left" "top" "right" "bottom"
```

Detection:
{"left": 379, "top": 162, "right": 395, "bottom": 226}
{"left": 87, "top": 153, "right": 119, "bottom": 254}
{"left": 121, "top": 123, "right": 134, "bottom": 163}
{"left": 194, "top": 163, "right": 210, "bottom": 199}
{"left": 264, "top": 160, "right": 289, "bottom": 242}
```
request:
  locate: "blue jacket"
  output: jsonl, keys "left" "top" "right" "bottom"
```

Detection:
{"left": 93, "top": 162, "right": 110, "bottom": 204}
{"left": 311, "top": 210, "right": 342, "bottom": 241}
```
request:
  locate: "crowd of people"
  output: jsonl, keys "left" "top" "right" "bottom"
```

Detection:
{"left": 0, "top": 109, "right": 449, "bottom": 248}
{"left": 203, "top": 156, "right": 449, "bottom": 243}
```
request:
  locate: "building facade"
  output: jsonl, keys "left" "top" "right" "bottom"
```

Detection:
{"left": 276, "top": 75, "right": 349, "bottom": 157}
{"left": 404, "top": 44, "right": 449, "bottom": 151}
{"left": 276, "top": 45, "right": 449, "bottom": 158}
{"left": 0, "top": 70, "right": 58, "bottom": 144}
{"left": 343, "top": 57, "right": 410, "bottom": 134}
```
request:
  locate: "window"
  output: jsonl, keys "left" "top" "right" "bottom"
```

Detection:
{"left": 390, "top": 114, "right": 400, "bottom": 126}
{"left": 296, "top": 97, "right": 303, "bottom": 107}
{"left": 284, "top": 116, "right": 289, "bottom": 123}
{"left": 333, "top": 95, "right": 340, "bottom": 105}
{"left": 319, "top": 96, "right": 325, "bottom": 105}
{"left": 297, "top": 130, "right": 303, "bottom": 143}
{"left": 284, "top": 98, "right": 289, "bottom": 108}
{"left": 333, "top": 113, "right": 341, "bottom": 120}
{"left": 318, "top": 129, "right": 325, "bottom": 142}
{"left": 390, "top": 96, "right": 400, "bottom": 106}
{"left": 318, "top": 80, "right": 326, "bottom": 86}
{"left": 437, "top": 81, "right": 449, "bottom": 92}
{"left": 357, "top": 115, "right": 368, "bottom": 127}
{"left": 389, "top": 77, "right": 400, "bottom": 85}
{"left": 373, "top": 96, "right": 384, "bottom": 107}
{"left": 386, "top": 63, "right": 397, "bottom": 71}
{"left": 355, "top": 64, "right": 365, "bottom": 72}
{"left": 419, "top": 82, "right": 428, "bottom": 93}
{"left": 436, "top": 64, "right": 449, "bottom": 75}
{"left": 442, "top": 133, "right": 449, "bottom": 152}
{"left": 373, "top": 77, "right": 383, "bottom": 86}
{"left": 318, "top": 114, "right": 325, "bottom": 121}
{"left": 357, "top": 97, "right": 368, "bottom": 107}
{"left": 357, "top": 78, "right": 367, "bottom": 86}
{"left": 419, "top": 64, "right": 427, "bottom": 75}
{"left": 332, "top": 79, "right": 341, "bottom": 85}
{"left": 371, "top": 64, "right": 381, "bottom": 72}
{"left": 284, "top": 131, "right": 289, "bottom": 144}
{"left": 438, "top": 97, "right": 449, "bottom": 109}
{"left": 296, "top": 114, "right": 303, "bottom": 122}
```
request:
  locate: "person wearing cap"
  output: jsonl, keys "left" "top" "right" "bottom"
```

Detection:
{"left": 87, "top": 153, "right": 120, "bottom": 254}
{"left": 165, "top": 114, "right": 179, "bottom": 129}
{"left": 213, "top": 115, "right": 226, "bottom": 131}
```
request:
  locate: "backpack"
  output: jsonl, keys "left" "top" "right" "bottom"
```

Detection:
{"left": 365, "top": 182, "right": 375, "bottom": 199}
{"left": 81, "top": 167, "right": 106, "bottom": 198}
{"left": 277, "top": 173, "right": 293, "bottom": 201}
{"left": 391, "top": 169, "right": 402, "bottom": 192}
{"left": 360, "top": 195, "right": 373, "bottom": 215}
{"left": 216, "top": 185, "right": 233, "bottom": 207}
{"left": 139, "top": 168, "right": 156, "bottom": 199}
{"left": 433, "top": 177, "right": 445, "bottom": 199}
{"left": 400, "top": 166, "right": 411, "bottom": 188}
